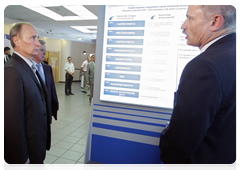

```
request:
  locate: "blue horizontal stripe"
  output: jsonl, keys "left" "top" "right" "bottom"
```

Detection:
{"left": 93, "top": 109, "right": 170, "bottom": 121}
{"left": 92, "top": 122, "right": 161, "bottom": 138}
{"left": 94, "top": 104, "right": 172, "bottom": 116}
{"left": 93, "top": 114, "right": 166, "bottom": 127}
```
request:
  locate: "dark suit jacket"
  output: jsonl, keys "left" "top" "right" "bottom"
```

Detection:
{"left": 159, "top": 33, "right": 236, "bottom": 164}
{"left": 42, "top": 62, "right": 59, "bottom": 123}
{"left": 4, "top": 54, "right": 11, "bottom": 63}
{"left": 4, "top": 53, "right": 51, "bottom": 164}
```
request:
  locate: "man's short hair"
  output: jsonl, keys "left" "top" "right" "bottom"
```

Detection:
{"left": 200, "top": 5, "right": 236, "bottom": 32}
{"left": 38, "top": 39, "right": 46, "bottom": 45}
{"left": 67, "top": 56, "right": 72, "bottom": 59}
{"left": 9, "top": 22, "right": 34, "bottom": 48}
{"left": 4, "top": 47, "right": 10, "bottom": 52}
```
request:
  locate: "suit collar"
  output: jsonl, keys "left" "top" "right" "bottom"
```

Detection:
{"left": 205, "top": 33, "right": 236, "bottom": 52}
{"left": 12, "top": 53, "right": 43, "bottom": 90}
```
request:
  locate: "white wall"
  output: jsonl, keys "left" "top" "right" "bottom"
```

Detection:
{"left": 60, "top": 40, "right": 72, "bottom": 82}
{"left": 71, "top": 41, "right": 96, "bottom": 69}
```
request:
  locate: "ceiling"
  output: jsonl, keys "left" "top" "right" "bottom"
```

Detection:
{"left": 4, "top": 5, "right": 99, "bottom": 44}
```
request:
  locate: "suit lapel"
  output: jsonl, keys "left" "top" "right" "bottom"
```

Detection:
{"left": 12, "top": 53, "right": 43, "bottom": 91}
{"left": 42, "top": 63, "right": 48, "bottom": 86}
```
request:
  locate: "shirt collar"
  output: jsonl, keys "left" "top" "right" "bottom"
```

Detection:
{"left": 200, "top": 34, "right": 230, "bottom": 53}
{"left": 32, "top": 60, "right": 42, "bottom": 67}
{"left": 14, "top": 51, "right": 33, "bottom": 68}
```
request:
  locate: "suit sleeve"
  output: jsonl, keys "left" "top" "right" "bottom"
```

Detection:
{"left": 159, "top": 59, "right": 222, "bottom": 163}
{"left": 4, "top": 67, "right": 29, "bottom": 163}
{"left": 86, "top": 63, "right": 90, "bottom": 82}
{"left": 49, "top": 67, "right": 59, "bottom": 120}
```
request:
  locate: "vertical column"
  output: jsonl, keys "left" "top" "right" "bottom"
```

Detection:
{"left": 60, "top": 40, "right": 72, "bottom": 82}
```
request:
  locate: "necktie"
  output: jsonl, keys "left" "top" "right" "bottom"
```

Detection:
{"left": 36, "top": 64, "right": 45, "bottom": 84}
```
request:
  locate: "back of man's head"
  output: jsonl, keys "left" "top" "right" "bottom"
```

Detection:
{"left": 200, "top": 5, "right": 236, "bottom": 32}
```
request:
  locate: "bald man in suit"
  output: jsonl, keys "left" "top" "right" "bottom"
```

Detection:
{"left": 4, "top": 22, "right": 51, "bottom": 164}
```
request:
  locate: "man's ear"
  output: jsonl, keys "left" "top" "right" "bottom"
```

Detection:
{"left": 12, "top": 36, "right": 20, "bottom": 47}
{"left": 209, "top": 14, "right": 224, "bottom": 32}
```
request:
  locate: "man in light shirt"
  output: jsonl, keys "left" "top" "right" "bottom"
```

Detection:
{"left": 65, "top": 56, "right": 75, "bottom": 96}
{"left": 159, "top": 5, "right": 236, "bottom": 164}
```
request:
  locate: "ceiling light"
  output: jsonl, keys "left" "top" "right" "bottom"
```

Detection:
{"left": 22, "top": 5, "right": 97, "bottom": 21}
{"left": 71, "top": 26, "right": 97, "bottom": 33}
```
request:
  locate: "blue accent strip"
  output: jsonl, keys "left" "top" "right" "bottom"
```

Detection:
{"left": 93, "top": 109, "right": 170, "bottom": 121}
{"left": 93, "top": 114, "right": 166, "bottom": 127}
{"left": 92, "top": 122, "right": 161, "bottom": 138}
{"left": 108, "top": 21, "right": 145, "bottom": 27}
{"left": 94, "top": 104, "right": 172, "bottom": 115}
{"left": 91, "top": 134, "right": 162, "bottom": 164}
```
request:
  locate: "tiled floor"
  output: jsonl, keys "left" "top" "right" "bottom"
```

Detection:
{"left": 44, "top": 82, "right": 91, "bottom": 164}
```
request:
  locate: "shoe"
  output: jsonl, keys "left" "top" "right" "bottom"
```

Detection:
{"left": 69, "top": 93, "right": 74, "bottom": 95}
{"left": 41, "top": 165, "right": 48, "bottom": 170}
{"left": 86, "top": 93, "right": 90, "bottom": 96}
{"left": 66, "top": 94, "right": 69, "bottom": 96}
{"left": 81, "top": 91, "right": 86, "bottom": 93}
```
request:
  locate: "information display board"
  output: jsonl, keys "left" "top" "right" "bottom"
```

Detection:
{"left": 100, "top": 5, "right": 200, "bottom": 109}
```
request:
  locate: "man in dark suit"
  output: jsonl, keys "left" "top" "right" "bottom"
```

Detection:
{"left": 4, "top": 22, "right": 51, "bottom": 164}
{"left": 32, "top": 39, "right": 59, "bottom": 123}
{"left": 32, "top": 40, "right": 59, "bottom": 170}
{"left": 159, "top": 5, "right": 236, "bottom": 164}
{"left": 4, "top": 46, "right": 11, "bottom": 63}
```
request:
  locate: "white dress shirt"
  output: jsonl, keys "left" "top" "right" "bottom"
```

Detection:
{"left": 81, "top": 60, "right": 88, "bottom": 72}
{"left": 65, "top": 62, "right": 75, "bottom": 73}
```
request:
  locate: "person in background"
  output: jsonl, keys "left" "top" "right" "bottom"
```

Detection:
{"left": 80, "top": 56, "right": 90, "bottom": 93}
{"left": 159, "top": 5, "right": 236, "bottom": 164}
{"left": 86, "top": 54, "right": 95, "bottom": 103}
{"left": 4, "top": 22, "right": 51, "bottom": 164}
{"left": 65, "top": 56, "right": 75, "bottom": 96}
{"left": 4, "top": 47, "right": 11, "bottom": 63}
{"left": 32, "top": 39, "right": 59, "bottom": 123}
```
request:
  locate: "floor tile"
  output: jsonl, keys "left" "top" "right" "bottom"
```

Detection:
{"left": 55, "top": 129, "right": 73, "bottom": 136}
{"left": 46, "top": 146, "right": 67, "bottom": 157}
{"left": 61, "top": 150, "right": 84, "bottom": 161}
{"left": 51, "top": 133, "right": 68, "bottom": 140}
{"left": 69, "top": 131, "right": 86, "bottom": 138}
{"left": 44, "top": 154, "right": 58, "bottom": 164}
{"left": 69, "top": 144, "right": 86, "bottom": 153}
{"left": 54, "top": 141, "right": 75, "bottom": 150}
{"left": 78, "top": 155, "right": 85, "bottom": 163}
{"left": 53, "top": 157, "right": 76, "bottom": 164}
{"left": 62, "top": 136, "right": 81, "bottom": 143}
{"left": 76, "top": 139, "right": 87, "bottom": 146}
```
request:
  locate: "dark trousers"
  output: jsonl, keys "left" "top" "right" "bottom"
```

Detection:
{"left": 65, "top": 73, "right": 73, "bottom": 94}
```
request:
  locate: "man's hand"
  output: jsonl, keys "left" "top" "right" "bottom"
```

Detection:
{"left": 16, "top": 158, "right": 30, "bottom": 170}
{"left": 87, "top": 81, "right": 90, "bottom": 85}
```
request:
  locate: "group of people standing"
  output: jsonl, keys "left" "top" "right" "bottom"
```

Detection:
{"left": 64, "top": 54, "right": 96, "bottom": 103}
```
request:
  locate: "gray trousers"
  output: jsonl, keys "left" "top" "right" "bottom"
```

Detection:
{"left": 89, "top": 84, "right": 94, "bottom": 102}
